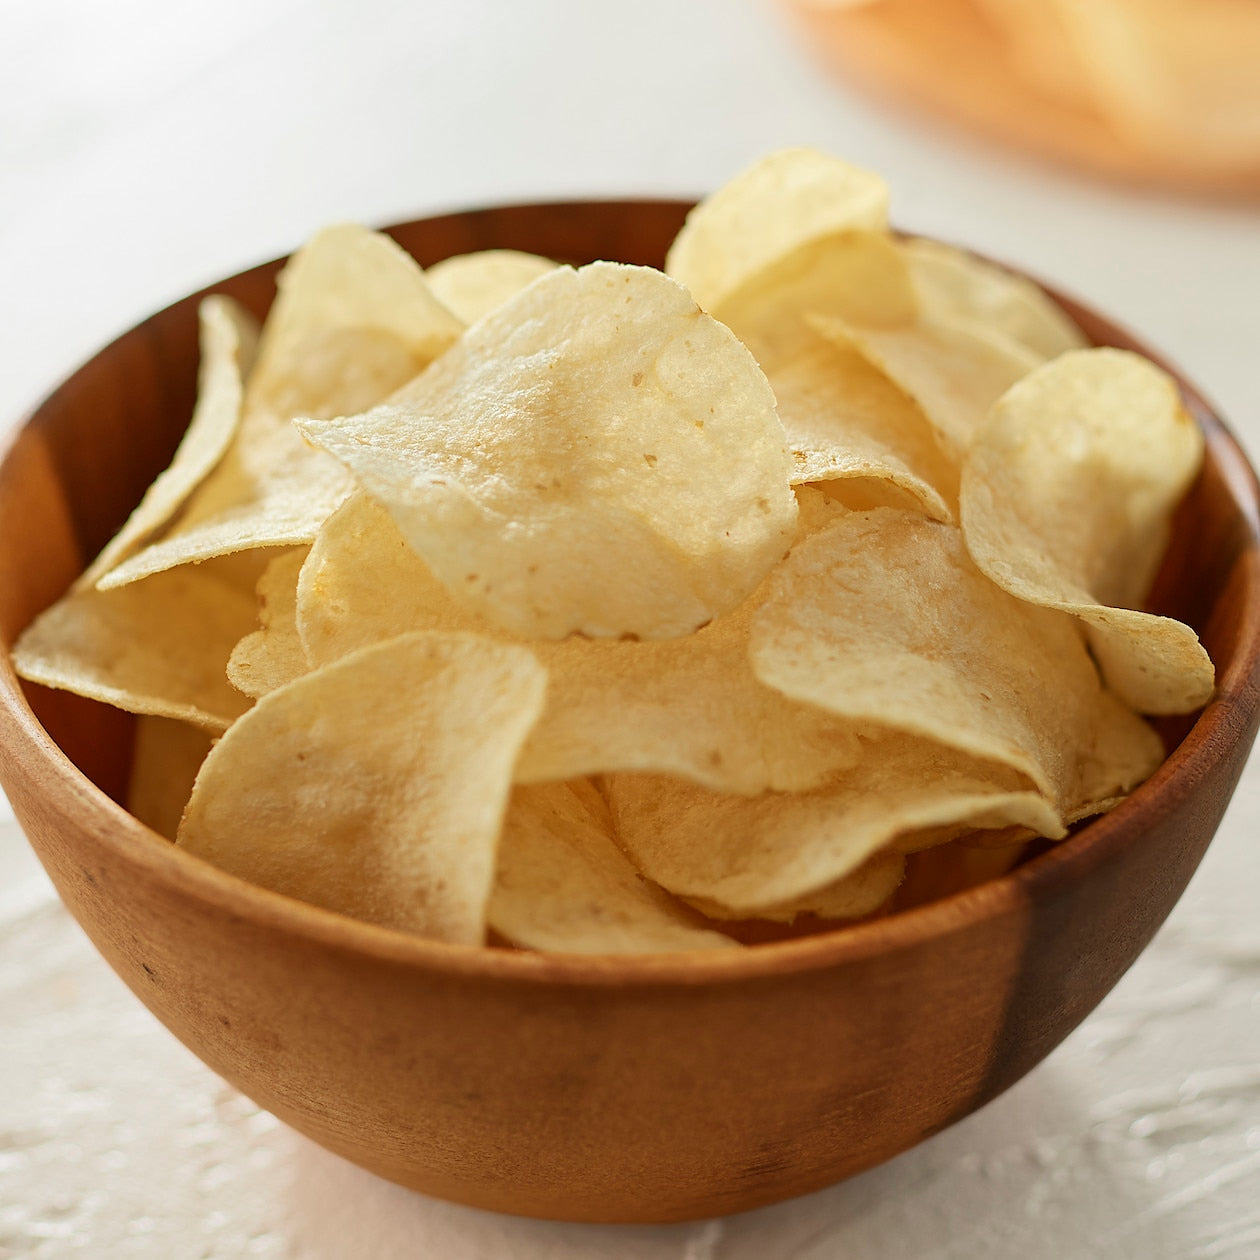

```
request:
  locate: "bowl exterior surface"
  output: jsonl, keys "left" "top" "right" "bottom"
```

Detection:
{"left": 1, "top": 202, "right": 1257, "bottom": 1222}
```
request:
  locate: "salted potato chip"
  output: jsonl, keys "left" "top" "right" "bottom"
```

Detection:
{"left": 666, "top": 148, "right": 890, "bottom": 311}
{"left": 127, "top": 716, "right": 215, "bottom": 840}
{"left": 901, "top": 236, "right": 1086, "bottom": 361}
{"left": 770, "top": 332, "right": 956, "bottom": 520}
{"left": 13, "top": 568, "right": 257, "bottom": 732}
{"left": 686, "top": 849, "right": 907, "bottom": 924}
{"left": 298, "top": 494, "right": 500, "bottom": 660}
{"left": 961, "top": 349, "right": 1212, "bottom": 714}
{"left": 488, "top": 782, "right": 735, "bottom": 953}
{"left": 607, "top": 734, "right": 1062, "bottom": 914}
{"left": 177, "top": 632, "right": 547, "bottom": 943}
{"left": 299, "top": 492, "right": 861, "bottom": 793}
{"left": 810, "top": 309, "right": 1041, "bottom": 456}
{"left": 226, "top": 548, "right": 310, "bottom": 698}
{"left": 713, "top": 231, "right": 918, "bottom": 373}
{"left": 82, "top": 296, "right": 257, "bottom": 588}
{"left": 100, "top": 226, "right": 463, "bottom": 590}
{"left": 426, "top": 250, "right": 559, "bottom": 324}
{"left": 748, "top": 508, "right": 1164, "bottom": 814}
{"left": 300, "top": 262, "right": 798, "bottom": 641}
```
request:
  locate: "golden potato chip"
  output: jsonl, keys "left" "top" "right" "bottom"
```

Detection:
{"left": 300, "top": 262, "right": 798, "bottom": 641}
{"left": 810, "top": 309, "right": 1041, "bottom": 456}
{"left": 665, "top": 148, "right": 890, "bottom": 311}
{"left": 685, "top": 850, "right": 906, "bottom": 923}
{"left": 960, "top": 348, "right": 1213, "bottom": 713}
{"left": 177, "top": 632, "right": 547, "bottom": 943}
{"left": 769, "top": 333, "right": 956, "bottom": 521}
{"left": 82, "top": 296, "right": 257, "bottom": 588}
{"left": 426, "top": 249, "right": 559, "bottom": 324}
{"left": 298, "top": 494, "right": 500, "bottom": 665}
{"left": 300, "top": 492, "right": 862, "bottom": 793}
{"left": 748, "top": 508, "right": 1163, "bottom": 813}
{"left": 488, "top": 782, "right": 736, "bottom": 953}
{"left": 900, "top": 236, "right": 1086, "bottom": 360}
{"left": 226, "top": 549, "right": 311, "bottom": 699}
{"left": 99, "top": 225, "right": 463, "bottom": 590}
{"left": 13, "top": 568, "right": 257, "bottom": 732}
{"left": 607, "top": 734, "right": 1062, "bottom": 914}
{"left": 127, "top": 716, "right": 215, "bottom": 840}
{"left": 713, "top": 231, "right": 919, "bottom": 373}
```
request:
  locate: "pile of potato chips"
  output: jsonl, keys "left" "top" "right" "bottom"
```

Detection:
{"left": 14, "top": 149, "right": 1214, "bottom": 953}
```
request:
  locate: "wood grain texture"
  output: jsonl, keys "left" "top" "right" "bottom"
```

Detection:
{"left": 0, "top": 202, "right": 1256, "bottom": 1222}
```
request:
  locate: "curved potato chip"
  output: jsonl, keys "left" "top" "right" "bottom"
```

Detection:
{"left": 226, "top": 548, "right": 311, "bottom": 698}
{"left": 607, "top": 735, "right": 1062, "bottom": 913}
{"left": 713, "top": 231, "right": 919, "bottom": 373}
{"left": 177, "top": 632, "right": 547, "bottom": 943}
{"left": 665, "top": 148, "right": 890, "bottom": 311}
{"left": 250, "top": 223, "right": 463, "bottom": 390}
{"left": 900, "top": 237, "right": 1086, "bottom": 361}
{"left": 300, "top": 262, "right": 798, "bottom": 641}
{"left": 299, "top": 492, "right": 861, "bottom": 794}
{"left": 810, "top": 309, "right": 1041, "bottom": 456}
{"left": 82, "top": 296, "right": 257, "bottom": 588}
{"left": 426, "top": 250, "right": 559, "bottom": 324}
{"left": 961, "top": 349, "right": 1212, "bottom": 714}
{"left": 685, "top": 850, "right": 907, "bottom": 924}
{"left": 770, "top": 334, "right": 956, "bottom": 521}
{"left": 127, "top": 716, "right": 215, "bottom": 840}
{"left": 298, "top": 494, "right": 501, "bottom": 662}
{"left": 13, "top": 568, "right": 257, "bottom": 732}
{"left": 748, "top": 509, "right": 1163, "bottom": 813}
{"left": 100, "top": 226, "right": 463, "bottom": 590}
{"left": 488, "top": 782, "right": 735, "bottom": 953}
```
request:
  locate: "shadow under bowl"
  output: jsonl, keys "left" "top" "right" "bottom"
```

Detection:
{"left": 1, "top": 201, "right": 1258, "bottom": 1224}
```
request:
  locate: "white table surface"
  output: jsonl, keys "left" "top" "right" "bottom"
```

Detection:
{"left": 2, "top": 2, "right": 1258, "bottom": 1256}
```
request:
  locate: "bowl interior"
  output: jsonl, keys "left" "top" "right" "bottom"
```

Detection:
{"left": 2, "top": 200, "right": 1258, "bottom": 961}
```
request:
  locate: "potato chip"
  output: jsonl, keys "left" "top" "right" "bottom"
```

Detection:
{"left": 99, "top": 226, "right": 463, "bottom": 590}
{"left": 127, "top": 716, "right": 215, "bottom": 840}
{"left": 665, "top": 148, "right": 890, "bottom": 311}
{"left": 685, "top": 849, "right": 907, "bottom": 923}
{"left": 226, "top": 549, "right": 310, "bottom": 698}
{"left": 298, "top": 494, "right": 501, "bottom": 665}
{"left": 488, "top": 782, "right": 735, "bottom": 953}
{"left": 607, "top": 734, "right": 1062, "bottom": 913}
{"left": 13, "top": 568, "right": 257, "bottom": 732}
{"left": 900, "top": 236, "right": 1087, "bottom": 361}
{"left": 426, "top": 250, "right": 559, "bottom": 324}
{"left": 82, "top": 297, "right": 257, "bottom": 588}
{"left": 748, "top": 508, "right": 1163, "bottom": 814}
{"left": 810, "top": 310, "right": 1041, "bottom": 456}
{"left": 299, "top": 492, "right": 862, "bottom": 793}
{"left": 960, "top": 348, "right": 1213, "bottom": 713}
{"left": 177, "top": 632, "right": 547, "bottom": 943}
{"left": 712, "top": 231, "right": 919, "bottom": 373}
{"left": 300, "top": 262, "right": 797, "bottom": 641}
{"left": 769, "top": 333, "right": 956, "bottom": 521}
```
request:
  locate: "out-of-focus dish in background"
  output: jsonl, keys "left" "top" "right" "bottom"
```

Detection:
{"left": 787, "top": 0, "right": 1260, "bottom": 197}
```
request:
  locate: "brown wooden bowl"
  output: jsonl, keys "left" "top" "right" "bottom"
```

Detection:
{"left": 1, "top": 201, "right": 1258, "bottom": 1224}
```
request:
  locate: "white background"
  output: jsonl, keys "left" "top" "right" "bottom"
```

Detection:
{"left": 2, "top": 2, "right": 1258, "bottom": 1256}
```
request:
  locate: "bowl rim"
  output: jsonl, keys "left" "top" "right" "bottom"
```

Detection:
{"left": 3, "top": 201, "right": 1258, "bottom": 988}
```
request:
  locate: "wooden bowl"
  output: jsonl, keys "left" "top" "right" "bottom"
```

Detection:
{"left": 1, "top": 202, "right": 1257, "bottom": 1224}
